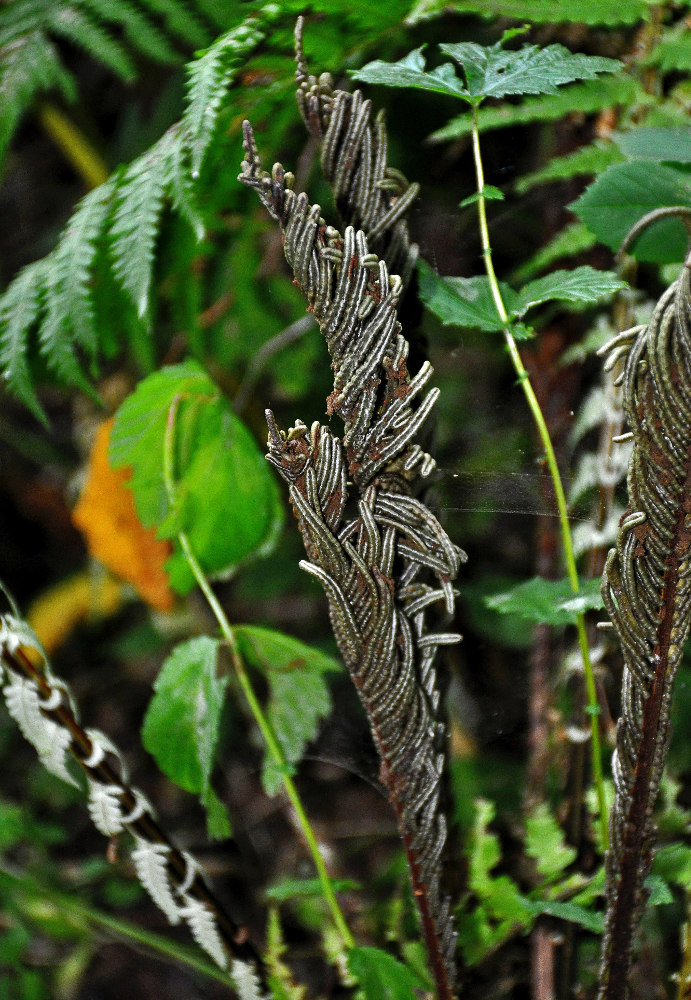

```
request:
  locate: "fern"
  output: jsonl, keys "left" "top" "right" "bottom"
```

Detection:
{"left": 47, "top": 5, "right": 137, "bottom": 82}
{"left": 0, "top": 5, "right": 279, "bottom": 419}
{"left": 515, "top": 141, "right": 624, "bottom": 195}
{"left": 0, "top": 28, "right": 76, "bottom": 166}
{"left": 407, "top": 0, "right": 651, "bottom": 26}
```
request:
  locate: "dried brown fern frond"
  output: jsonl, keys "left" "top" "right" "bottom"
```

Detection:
{"left": 598, "top": 223, "right": 691, "bottom": 1000}
{"left": 238, "top": 71, "right": 463, "bottom": 1000}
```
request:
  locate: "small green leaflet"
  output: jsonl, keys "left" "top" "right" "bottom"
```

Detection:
{"left": 418, "top": 259, "right": 625, "bottom": 335}
{"left": 265, "top": 876, "right": 360, "bottom": 903}
{"left": 484, "top": 576, "right": 604, "bottom": 626}
{"left": 528, "top": 899, "right": 603, "bottom": 935}
{"left": 612, "top": 126, "right": 691, "bottom": 164}
{"left": 110, "top": 359, "right": 283, "bottom": 594}
{"left": 459, "top": 185, "right": 504, "bottom": 207}
{"left": 406, "top": 0, "right": 649, "bottom": 27}
{"left": 352, "top": 38, "right": 618, "bottom": 106}
{"left": 234, "top": 626, "right": 340, "bottom": 796}
{"left": 348, "top": 946, "right": 427, "bottom": 1000}
{"left": 525, "top": 803, "right": 577, "bottom": 884}
{"left": 142, "top": 636, "right": 230, "bottom": 839}
{"left": 572, "top": 162, "right": 691, "bottom": 263}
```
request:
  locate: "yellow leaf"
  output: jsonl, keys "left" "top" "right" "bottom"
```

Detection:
{"left": 72, "top": 418, "right": 175, "bottom": 612}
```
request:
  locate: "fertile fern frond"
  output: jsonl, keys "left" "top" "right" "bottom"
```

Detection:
{"left": 597, "top": 229, "right": 691, "bottom": 1000}
{"left": 240, "top": 91, "right": 463, "bottom": 999}
{"left": 0, "top": 610, "right": 267, "bottom": 995}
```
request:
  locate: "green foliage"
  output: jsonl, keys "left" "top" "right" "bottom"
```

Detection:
{"left": 110, "top": 360, "right": 283, "bottom": 592}
{"left": 418, "top": 259, "right": 626, "bottom": 335}
{"left": 613, "top": 126, "right": 691, "bottom": 162}
{"left": 352, "top": 36, "right": 619, "bottom": 105}
{"left": 515, "top": 142, "right": 624, "bottom": 195}
{"left": 234, "top": 626, "right": 340, "bottom": 796}
{"left": 348, "top": 946, "right": 427, "bottom": 1000}
{"left": 484, "top": 577, "right": 604, "bottom": 626}
{"left": 0, "top": 4, "right": 279, "bottom": 418}
{"left": 573, "top": 162, "right": 691, "bottom": 263}
{"left": 142, "top": 636, "right": 230, "bottom": 838}
{"left": 512, "top": 222, "right": 598, "bottom": 283}
{"left": 525, "top": 803, "right": 577, "bottom": 883}
{"left": 407, "top": 0, "right": 651, "bottom": 26}
{"left": 431, "top": 76, "right": 644, "bottom": 140}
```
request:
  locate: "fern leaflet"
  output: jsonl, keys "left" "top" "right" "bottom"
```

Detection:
{"left": 48, "top": 5, "right": 136, "bottom": 82}
{"left": 83, "top": 0, "right": 182, "bottom": 64}
{"left": 0, "top": 262, "right": 48, "bottom": 421}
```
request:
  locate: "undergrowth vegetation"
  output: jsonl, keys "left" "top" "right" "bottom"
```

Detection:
{"left": 1, "top": 1, "right": 691, "bottom": 998}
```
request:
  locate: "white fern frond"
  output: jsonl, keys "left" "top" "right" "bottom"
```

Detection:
{"left": 178, "top": 894, "right": 228, "bottom": 970}
{"left": 87, "top": 781, "right": 126, "bottom": 836}
{"left": 131, "top": 840, "right": 182, "bottom": 925}
{"left": 2, "top": 669, "right": 79, "bottom": 786}
{"left": 230, "top": 958, "right": 269, "bottom": 1000}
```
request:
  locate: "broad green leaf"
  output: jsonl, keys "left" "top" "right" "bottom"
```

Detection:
{"left": 525, "top": 803, "right": 577, "bottom": 883}
{"left": 654, "top": 842, "right": 691, "bottom": 887}
{"left": 440, "top": 41, "right": 619, "bottom": 100}
{"left": 572, "top": 162, "right": 691, "bottom": 263}
{"left": 110, "top": 360, "right": 283, "bottom": 593}
{"left": 418, "top": 260, "right": 517, "bottom": 332}
{"left": 234, "top": 626, "right": 340, "bottom": 796}
{"left": 348, "top": 946, "right": 426, "bottom": 1000}
{"left": 514, "top": 267, "right": 627, "bottom": 316}
{"left": 613, "top": 126, "right": 691, "bottom": 163}
{"left": 351, "top": 47, "right": 471, "bottom": 101}
{"left": 142, "top": 636, "right": 230, "bottom": 837}
{"left": 645, "top": 33, "right": 691, "bottom": 74}
{"left": 431, "top": 76, "right": 645, "bottom": 141}
{"left": 485, "top": 577, "right": 603, "bottom": 626}
{"left": 644, "top": 874, "right": 674, "bottom": 906}
{"left": 406, "top": 0, "right": 649, "bottom": 26}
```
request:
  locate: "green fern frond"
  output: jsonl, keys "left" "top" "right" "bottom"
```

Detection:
{"left": 139, "top": 0, "right": 211, "bottom": 50}
{"left": 82, "top": 0, "right": 182, "bottom": 64}
{"left": 645, "top": 29, "right": 691, "bottom": 74}
{"left": 0, "top": 29, "right": 77, "bottom": 165}
{"left": 48, "top": 5, "right": 136, "bottom": 82}
{"left": 515, "top": 142, "right": 624, "bottom": 195}
{"left": 0, "top": 262, "right": 48, "bottom": 421}
{"left": 42, "top": 181, "right": 115, "bottom": 361}
{"left": 110, "top": 129, "right": 178, "bottom": 319}
{"left": 183, "top": 4, "right": 281, "bottom": 177}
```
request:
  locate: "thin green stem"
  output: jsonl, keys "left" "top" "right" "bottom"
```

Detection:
{"left": 0, "top": 867, "right": 232, "bottom": 987}
{"left": 162, "top": 397, "right": 355, "bottom": 951}
{"left": 470, "top": 107, "right": 609, "bottom": 850}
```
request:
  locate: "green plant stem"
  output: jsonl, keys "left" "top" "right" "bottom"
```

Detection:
{"left": 0, "top": 867, "right": 232, "bottom": 987}
{"left": 162, "top": 397, "right": 355, "bottom": 953}
{"left": 37, "top": 102, "right": 109, "bottom": 190}
{"left": 470, "top": 107, "right": 609, "bottom": 850}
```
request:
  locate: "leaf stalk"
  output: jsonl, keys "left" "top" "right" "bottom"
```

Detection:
{"left": 470, "top": 107, "right": 609, "bottom": 849}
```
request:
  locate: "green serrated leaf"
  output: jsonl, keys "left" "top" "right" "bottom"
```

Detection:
{"left": 525, "top": 803, "right": 577, "bottom": 883}
{"left": 431, "top": 76, "right": 645, "bottom": 142}
{"left": 485, "top": 577, "right": 604, "bottom": 626}
{"left": 572, "top": 161, "right": 691, "bottom": 263}
{"left": 348, "top": 946, "right": 426, "bottom": 1000}
{"left": 460, "top": 185, "right": 504, "bottom": 207}
{"left": 440, "top": 40, "right": 619, "bottom": 100}
{"left": 234, "top": 626, "right": 340, "bottom": 797}
{"left": 513, "top": 221, "right": 597, "bottom": 284}
{"left": 515, "top": 141, "right": 624, "bottom": 195}
{"left": 418, "top": 259, "right": 516, "bottom": 332}
{"left": 351, "top": 47, "right": 471, "bottom": 101}
{"left": 514, "top": 266, "right": 627, "bottom": 316}
{"left": 110, "top": 359, "right": 283, "bottom": 592}
{"left": 142, "top": 636, "right": 230, "bottom": 835}
{"left": 613, "top": 126, "right": 691, "bottom": 163}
